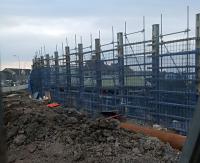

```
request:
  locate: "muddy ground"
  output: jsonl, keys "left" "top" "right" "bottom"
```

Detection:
{"left": 3, "top": 91, "right": 181, "bottom": 163}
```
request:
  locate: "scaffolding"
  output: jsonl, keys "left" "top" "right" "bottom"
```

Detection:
{"left": 30, "top": 13, "right": 200, "bottom": 135}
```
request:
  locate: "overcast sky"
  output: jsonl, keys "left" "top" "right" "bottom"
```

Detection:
{"left": 0, "top": 0, "right": 200, "bottom": 69}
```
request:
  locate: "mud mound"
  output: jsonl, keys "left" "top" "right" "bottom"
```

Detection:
{"left": 4, "top": 91, "right": 180, "bottom": 163}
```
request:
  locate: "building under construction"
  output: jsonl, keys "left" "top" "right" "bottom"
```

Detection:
{"left": 30, "top": 13, "right": 200, "bottom": 136}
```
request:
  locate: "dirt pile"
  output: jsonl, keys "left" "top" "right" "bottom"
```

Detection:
{"left": 4, "top": 91, "right": 181, "bottom": 163}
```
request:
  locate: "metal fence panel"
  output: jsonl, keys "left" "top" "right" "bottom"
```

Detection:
{"left": 30, "top": 24, "right": 199, "bottom": 135}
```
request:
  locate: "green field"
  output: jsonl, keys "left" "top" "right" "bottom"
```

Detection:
{"left": 84, "top": 76, "right": 145, "bottom": 87}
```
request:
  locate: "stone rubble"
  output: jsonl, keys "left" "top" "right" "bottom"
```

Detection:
{"left": 4, "top": 91, "right": 181, "bottom": 163}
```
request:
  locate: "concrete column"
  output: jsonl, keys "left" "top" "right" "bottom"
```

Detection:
{"left": 38, "top": 57, "right": 41, "bottom": 68}
{"left": 35, "top": 57, "right": 39, "bottom": 69}
{"left": 40, "top": 56, "right": 44, "bottom": 96}
{"left": 117, "top": 32, "right": 124, "bottom": 86}
{"left": 196, "top": 14, "right": 200, "bottom": 95}
{"left": 152, "top": 24, "right": 160, "bottom": 114}
{"left": 65, "top": 46, "right": 71, "bottom": 89}
{"left": 152, "top": 24, "right": 160, "bottom": 91}
{"left": 54, "top": 51, "right": 59, "bottom": 84}
{"left": 45, "top": 54, "right": 50, "bottom": 67}
{"left": 95, "top": 39, "right": 102, "bottom": 90}
{"left": 34, "top": 56, "right": 38, "bottom": 69}
{"left": 117, "top": 32, "right": 124, "bottom": 56}
{"left": 117, "top": 32, "right": 125, "bottom": 113}
{"left": 32, "top": 58, "right": 35, "bottom": 69}
{"left": 78, "top": 44, "right": 84, "bottom": 88}
{"left": 54, "top": 51, "right": 59, "bottom": 66}
{"left": 44, "top": 54, "right": 50, "bottom": 91}
{"left": 40, "top": 56, "right": 44, "bottom": 67}
{"left": 78, "top": 44, "right": 84, "bottom": 109}
{"left": 95, "top": 38, "right": 102, "bottom": 110}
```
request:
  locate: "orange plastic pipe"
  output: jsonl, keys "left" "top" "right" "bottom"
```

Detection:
{"left": 120, "top": 122, "right": 186, "bottom": 150}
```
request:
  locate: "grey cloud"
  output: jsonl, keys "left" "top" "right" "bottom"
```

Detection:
{"left": 0, "top": 0, "right": 200, "bottom": 68}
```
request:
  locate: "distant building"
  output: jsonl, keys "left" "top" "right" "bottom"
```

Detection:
{"left": 0, "top": 68, "right": 31, "bottom": 86}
